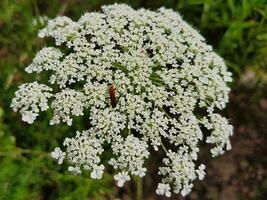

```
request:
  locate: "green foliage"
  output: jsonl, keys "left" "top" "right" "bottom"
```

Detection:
{"left": 178, "top": 0, "right": 267, "bottom": 76}
{"left": 1, "top": 0, "right": 267, "bottom": 199}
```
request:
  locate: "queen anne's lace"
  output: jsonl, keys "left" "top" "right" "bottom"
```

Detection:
{"left": 50, "top": 89, "right": 86, "bottom": 126}
{"left": 109, "top": 135, "right": 149, "bottom": 178}
{"left": 158, "top": 148, "right": 206, "bottom": 196}
{"left": 11, "top": 4, "right": 233, "bottom": 197}
{"left": 25, "top": 47, "right": 63, "bottom": 73}
{"left": 62, "top": 130, "right": 105, "bottom": 177}
{"left": 11, "top": 82, "right": 52, "bottom": 124}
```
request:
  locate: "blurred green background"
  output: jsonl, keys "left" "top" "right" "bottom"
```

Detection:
{"left": 1, "top": 0, "right": 267, "bottom": 199}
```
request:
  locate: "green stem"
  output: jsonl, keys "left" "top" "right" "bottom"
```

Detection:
{"left": 58, "top": 0, "right": 70, "bottom": 16}
{"left": 161, "top": 142, "right": 168, "bottom": 154}
{"left": 136, "top": 176, "right": 143, "bottom": 200}
{"left": 32, "top": 0, "right": 40, "bottom": 16}
{"left": 159, "top": 107, "right": 171, "bottom": 118}
{"left": 0, "top": 147, "right": 49, "bottom": 157}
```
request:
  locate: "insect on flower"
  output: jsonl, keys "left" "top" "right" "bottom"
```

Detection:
{"left": 108, "top": 84, "right": 117, "bottom": 108}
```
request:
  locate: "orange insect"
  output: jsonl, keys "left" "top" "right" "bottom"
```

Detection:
{"left": 108, "top": 84, "right": 117, "bottom": 108}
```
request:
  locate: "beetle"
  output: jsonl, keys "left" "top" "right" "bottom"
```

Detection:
{"left": 108, "top": 84, "right": 117, "bottom": 108}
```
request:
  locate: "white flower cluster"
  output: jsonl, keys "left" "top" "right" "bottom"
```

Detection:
{"left": 203, "top": 113, "right": 233, "bottom": 157}
{"left": 51, "top": 147, "right": 65, "bottom": 164}
{"left": 157, "top": 148, "right": 206, "bottom": 197}
{"left": 50, "top": 89, "right": 86, "bottom": 126}
{"left": 11, "top": 82, "right": 52, "bottom": 124}
{"left": 109, "top": 135, "right": 149, "bottom": 178}
{"left": 11, "top": 4, "right": 233, "bottom": 197}
{"left": 62, "top": 130, "right": 105, "bottom": 178}
{"left": 25, "top": 47, "right": 63, "bottom": 73}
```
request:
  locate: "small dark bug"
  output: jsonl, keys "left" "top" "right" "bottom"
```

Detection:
{"left": 108, "top": 84, "right": 117, "bottom": 108}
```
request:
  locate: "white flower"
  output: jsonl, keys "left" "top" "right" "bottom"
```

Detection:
{"left": 114, "top": 171, "right": 131, "bottom": 187}
{"left": 158, "top": 148, "right": 205, "bottom": 196}
{"left": 25, "top": 47, "right": 62, "bottom": 73}
{"left": 51, "top": 147, "right": 66, "bottom": 164}
{"left": 109, "top": 135, "right": 149, "bottom": 177}
{"left": 12, "top": 3, "right": 233, "bottom": 197}
{"left": 156, "top": 183, "right": 171, "bottom": 197}
{"left": 197, "top": 164, "right": 206, "bottom": 180}
{"left": 21, "top": 111, "right": 38, "bottom": 124}
{"left": 90, "top": 165, "right": 105, "bottom": 179}
{"left": 63, "top": 130, "right": 104, "bottom": 173}
{"left": 11, "top": 82, "right": 52, "bottom": 124}
{"left": 38, "top": 16, "right": 79, "bottom": 46}
{"left": 50, "top": 89, "right": 86, "bottom": 126}
{"left": 68, "top": 166, "right": 81, "bottom": 175}
{"left": 204, "top": 114, "right": 233, "bottom": 157}
{"left": 181, "top": 183, "right": 193, "bottom": 197}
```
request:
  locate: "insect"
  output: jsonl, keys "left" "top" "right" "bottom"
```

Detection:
{"left": 108, "top": 84, "right": 117, "bottom": 108}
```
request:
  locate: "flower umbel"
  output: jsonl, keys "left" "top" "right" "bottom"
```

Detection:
{"left": 51, "top": 147, "right": 65, "bottom": 164}
{"left": 114, "top": 171, "right": 131, "bottom": 187}
{"left": 11, "top": 3, "right": 233, "bottom": 197}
